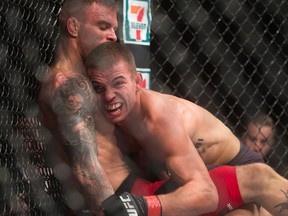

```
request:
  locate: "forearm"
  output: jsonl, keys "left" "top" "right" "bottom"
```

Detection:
{"left": 52, "top": 74, "right": 114, "bottom": 212}
{"left": 158, "top": 179, "right": 218, "bottom": 216}
{"left": 102, "top": 175, "right": 219, "bottom": 216}
{"left": 63, "top": 121, "right": 114, "bottom": 212}
{"left": 72, "top": 157, "right": 114, "bottom": 213}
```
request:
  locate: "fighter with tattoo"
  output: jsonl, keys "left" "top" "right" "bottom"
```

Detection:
{"left": 38, "top": 0, "right": 118, "bottom": 213}
{"left": 275, "top": 190, "right": 288, "bottom": 213}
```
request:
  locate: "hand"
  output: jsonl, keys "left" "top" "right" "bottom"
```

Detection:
{"left": 102, "top": 192, "right": 162, "bottom": 216}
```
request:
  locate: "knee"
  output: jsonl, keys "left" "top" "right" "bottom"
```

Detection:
{"left": 243, "top": 163, "right": 276, "bottom": 187}
{"left": 249, "top": 163, "right": 274, "bottom": 177}
{"left": 237, "top": 163, "right": 283, "bottom": 204}
{"left": 243, "top": 163, "right": 267, "bottom": 176}
{"left": 236, "top": 163, "right": 272, "bottom": 202}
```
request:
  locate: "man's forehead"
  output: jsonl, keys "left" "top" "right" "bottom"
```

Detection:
{"left": 89, "top": 2, "right": 117, "bottom": 16}
{"left": 91, "top": 70, "right": 128, "bottom": 83}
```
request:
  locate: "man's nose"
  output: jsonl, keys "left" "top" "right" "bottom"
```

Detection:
{"left": 107, "top": 29, "right": 117, "bottom": 42}
{"left": 104, "top": 88, "right": 115, "bottom": 101}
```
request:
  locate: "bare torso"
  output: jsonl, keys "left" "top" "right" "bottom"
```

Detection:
{"left": 115, "top": 89, "right": 240, "bottom": 167}
{"left": 94, "top": 112, "right": 130, "bottom": 191}
{"left": 39, "top": 67, "right": 129, "bottom": 192}
{"left": 39, "top": 72, "right": 239, "bottom": 192}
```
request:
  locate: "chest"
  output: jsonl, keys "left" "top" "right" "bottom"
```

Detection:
{"left": 114, "top": 128, "right": 142, "bottom": 154}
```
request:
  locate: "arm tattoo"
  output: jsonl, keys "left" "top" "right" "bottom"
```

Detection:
{"left": 274, "top": 189, "right": 288, "bottom": 213}
{"left": 195, "top": 138, "right": 204, "bottom": 148}
{"left": 52, "top": 74, "right": 113, "bottom": 207}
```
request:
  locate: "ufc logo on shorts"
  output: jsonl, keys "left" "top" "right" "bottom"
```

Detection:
{"left": 120, "top": 194, "right": 138, "bottom": 216}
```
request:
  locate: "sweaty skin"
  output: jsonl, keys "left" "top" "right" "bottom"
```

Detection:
{"left": 85, "top": 42, "right": 288, "bottom": 216}
{"left": 88, "top": 60, "right": 220, "bottom": 215}
{"left": 122, "top": 89, "right": 240, "bottom": 166}
{"left": 91, "top": 65, "right": 240, "bottom": 167}
{"left": 94, "top": 111, "right": 130, "bottom": 191}
{"left": 38, "top": 1, "right": 118, "bottom": 213}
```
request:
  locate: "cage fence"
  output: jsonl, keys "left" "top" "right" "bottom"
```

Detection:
{"left": 0, "top": 0, "right": 287, "bottom": 215}
{"left": 150, "top": 0, "right": 288, "bottom": 177}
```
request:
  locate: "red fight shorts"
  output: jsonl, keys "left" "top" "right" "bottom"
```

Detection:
{"left": 131, "top": 178, "right": 166, "bottom": 196}
{"left": 118, "top": 166, "right": 244, "bottom": 215}
{"left": 115, "top": 173, "right": 167, "bottom": 196}
{"left": 202, "top": 166, "right": 244, "bottom": 216}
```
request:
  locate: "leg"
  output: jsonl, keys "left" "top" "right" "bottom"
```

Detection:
{"left": 236, "top": 163, "right": 288, "bottom": 216}
{"left": 258, "top": 207, "right": 273, "bottom": 216}
{"left": 224, "top": 203, "right": 259, "bottom": 216}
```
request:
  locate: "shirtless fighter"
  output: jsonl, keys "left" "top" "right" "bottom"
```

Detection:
{"left": 85, "top": 42, "right": 288, "bottom": 216}
{"left": 38, "top": 0, "right": 118, "bottom": 213}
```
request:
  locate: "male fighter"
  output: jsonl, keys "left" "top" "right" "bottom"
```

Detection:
{"left": 38, "top": 0, "right": 118, "bottom": 213}
{"left": 85, "top": 42, "right": 288, "bottom": 216}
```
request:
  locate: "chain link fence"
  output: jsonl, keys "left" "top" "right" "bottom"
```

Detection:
{"left": 150, "top": 0, "right": 288, "bottom": 177}
{"left": 0, "top": 0, "right": 287, "bottom": 215}
{"left": 0, "top": 0, "right": 68, "bottom": 215}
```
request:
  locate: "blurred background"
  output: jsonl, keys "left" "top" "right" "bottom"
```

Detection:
{"left": 0, "top": 0, "right": 287, "bottom": 214}
{"left": 149, "top": 0, "right": 288, "bottom": 177}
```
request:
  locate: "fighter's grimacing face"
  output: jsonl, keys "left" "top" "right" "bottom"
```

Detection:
{"left": 88, "top": 60, "right": 141, "bottom": 124}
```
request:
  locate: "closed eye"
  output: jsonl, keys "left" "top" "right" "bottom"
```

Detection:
{"left": 97, "top": 21, "right": 114, "bottom": 31}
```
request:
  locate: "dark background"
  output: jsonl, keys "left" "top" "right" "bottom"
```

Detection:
{"left": 0, "top": 0, "right": 287, "bottom": 214}
{"left": 149, "top": 0, "right": 288, "bottom": 177}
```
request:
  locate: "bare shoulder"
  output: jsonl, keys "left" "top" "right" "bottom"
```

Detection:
{"left": 173, "top": 96, "right": 218, "bottom": 123}
{"left": 39, "top": 68, "right": 66, "bottom": 102}
{"left": 144, "top": 90, "right": 199, "bottom": 119}
{"left": 38, "top": 67, "right": 96, "bottom": 124}
{"left": 139, "top": 90, "right": 190, "bottom": 133}
{"left": 142, "top": 90, "right": 221, "bottom": 136}
{"left": 140, "top": 90, "right": 170, "bottom": 118}
{"left": 142, "top": 89, "right": 177, "bottom": 109}
{"left": 138, "top": 90, "right": 196, "bottom": 158}
{"left": 40, "top": 67, "right": 92, "bottom": 101}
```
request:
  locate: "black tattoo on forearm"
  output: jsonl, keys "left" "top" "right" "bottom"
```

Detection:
{"left": 195, "top": 138, "right": 204, "bottom": 148}
{"left": 52, "top": 74, "right": 113, "bottom": 204}
{"left": 274, "top": 189, "right": 288, "bottom": 213}
{"left": 53, "top": 75, "right": 97, "bottom": 152}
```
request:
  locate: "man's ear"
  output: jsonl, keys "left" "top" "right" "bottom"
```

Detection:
{"left": 136, "top": 72, "right": 143, "bottom": 90}
{"left": 67, "top": 17, "right": 79, "bottom": 37}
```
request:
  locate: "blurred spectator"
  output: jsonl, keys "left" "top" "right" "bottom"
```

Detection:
{"left": 242, "top": 113, "right": 276, "bottom": 159}
{"left": 241, "top": 113, "right": 277, "bottom": 216}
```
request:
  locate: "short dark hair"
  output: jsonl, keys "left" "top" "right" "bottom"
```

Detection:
{"left": 250, "top": 113, "right": 274, "bottom": 128}
{"left": 59, "top": 0, "right": 118, "bottom": 34}
{"left": 248, "top": 113, "right": 276, "bottom": 141}
{"left": 86, "top": 42, "right": 137, "bottom": 75}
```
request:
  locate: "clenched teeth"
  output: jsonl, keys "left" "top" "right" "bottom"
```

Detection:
{"left": 106, "top": 103, "right": 121, "bottom": 111}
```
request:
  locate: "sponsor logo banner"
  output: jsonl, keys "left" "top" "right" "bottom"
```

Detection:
{"left": 124, "top": 0, "right": 151, "bottom": 45}
{"left": 138, "top": 68, "right": 150, "bottom": 89}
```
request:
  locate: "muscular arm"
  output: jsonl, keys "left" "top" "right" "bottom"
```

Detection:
{"left": 145, "top": 114, "right": 218, "bottom": 216}
{"left": 52, "top": 74, "right": 114, "bottom": 213}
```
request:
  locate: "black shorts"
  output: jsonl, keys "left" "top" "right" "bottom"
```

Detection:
{"left": 208, "top": 141, "right": 264, "bottom": 170}
{"left": 226, "top": 141, "right": 264, "bottom": 166}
